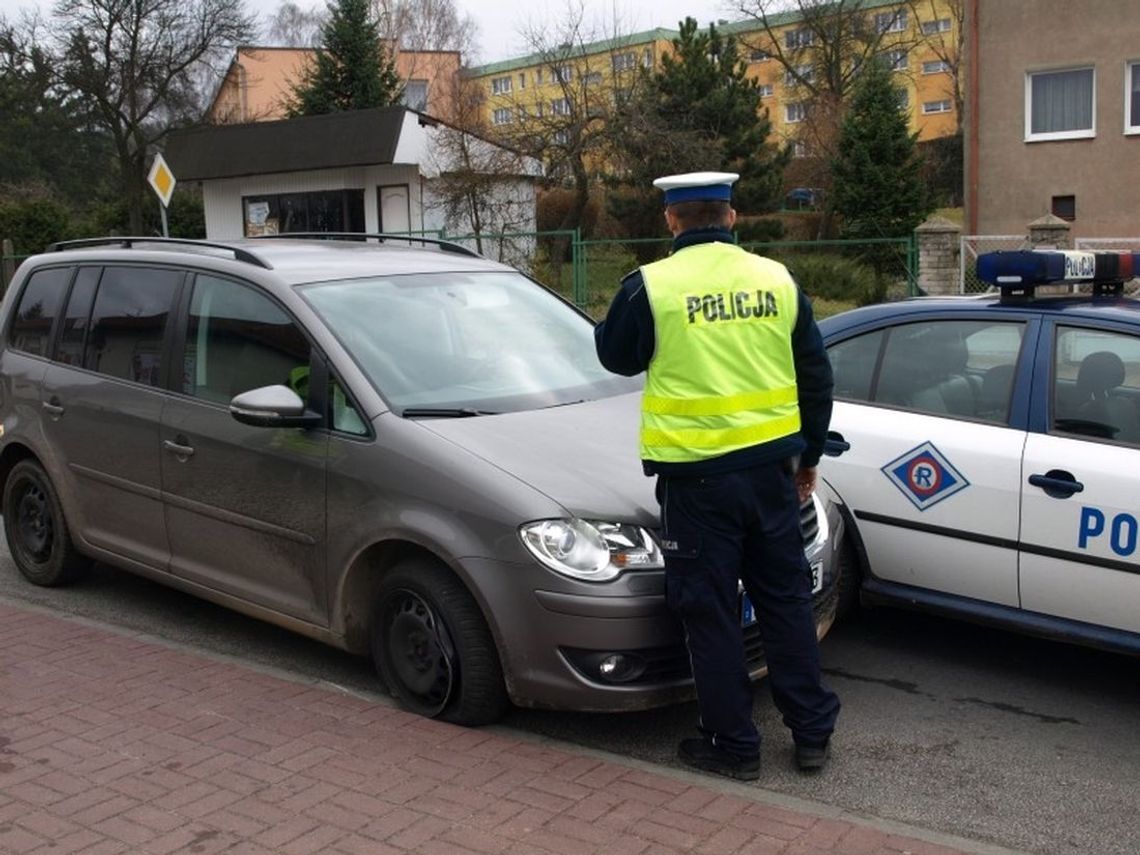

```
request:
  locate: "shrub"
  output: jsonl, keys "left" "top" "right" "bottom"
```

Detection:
{"left": 777, "top": 253, "right": 887, "bottom": 306}
{"left": 0, "top": 190, "right": 73, "bottom": 256}
{"left": 735, "top": 216, "right": 784, "bottom": 244}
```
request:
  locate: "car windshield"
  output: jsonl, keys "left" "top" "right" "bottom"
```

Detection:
{"left": 300, "top": 270, "right": 639, "bottom": 414}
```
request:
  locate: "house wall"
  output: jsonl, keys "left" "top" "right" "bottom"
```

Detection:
{"left": 971, "top": 0, "right": 1139, "bottom": 237}
{"left": 208, "top": 47, "right": 461, "bottom": 124}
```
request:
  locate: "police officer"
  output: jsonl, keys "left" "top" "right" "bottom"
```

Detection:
{"left": 594, "top": 172, "right": 840, "bottom": 781}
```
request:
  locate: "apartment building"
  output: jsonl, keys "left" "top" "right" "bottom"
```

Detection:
{"left": 466, "top": 0, "right": 962, "bottom": 155}
{"left": 207, "top": 46, "right": 462, "bottom": 125}
{"left": 965, "top": 0, "right": 1139, "bottom": 237}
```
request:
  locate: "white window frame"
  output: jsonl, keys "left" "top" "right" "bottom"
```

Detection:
{"left": 553, "top": 65, "right": 573, "bottom": 83}
{"left": 1025, "top": 66, "right": 1096, "bottom": 142}
{"left": 551, "top": 97, "right": 571, "bottom": 116}
{"left": 612, "top": 52, "right": 636, "bottom": 72}
{"left": 921, "top": 18, "right": 951, "bottom": 35}
{"left": 922, "top": 99, "right": 952, "bottom": 114}
{"left": 786, "top": 28, "right": 813, "bottom": 50}
{"left": 492, "top": 107, "right": 513, "bottom": 125}
{"left": 1126, "top": 61, "right": 1140, "bottom": 134}
{"left": 922, "top": 59, "right": 950, "bottom": 75}
{"left": 750, "top": 49, "right": 770, "bottom": 63}
{"left": 786, "top": 102, "right": 807, "bottom": 123}
{"left": 885, "top": 49, "right": 908, "bottom": 72}
{"left": 491, "top": 76, "right": 512, "bottom": 96}
{"left": 758, "top": 83, "right": 774, "bottom": 98}
{"left": 875, "top": 9, "right": 907, "bottom": 34}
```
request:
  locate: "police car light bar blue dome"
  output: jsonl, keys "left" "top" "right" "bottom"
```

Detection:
{"left": 976, "top": 250, "right": 1138, "bottom": 286}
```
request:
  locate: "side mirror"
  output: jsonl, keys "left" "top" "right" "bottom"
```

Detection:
{"left": 230, "top": 385, "right": 322, "bottom": 429}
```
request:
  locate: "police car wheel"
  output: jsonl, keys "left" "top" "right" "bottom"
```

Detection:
{"left": 2, "top": 460, "right": 91, "bottom": 587}
{"left": 371, "top": 558, "right": 509, "bottom": 726}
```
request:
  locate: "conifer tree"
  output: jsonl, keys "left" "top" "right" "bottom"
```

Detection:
{"left": 830, "top": 56, "right": 931, "bottom": 272}
{"left": 287, "top": 0, "right": 402, "bottom": 116}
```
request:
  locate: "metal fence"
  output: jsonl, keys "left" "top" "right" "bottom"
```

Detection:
{"left": 960, "top": 234, "right": 1029, "bottom": 294}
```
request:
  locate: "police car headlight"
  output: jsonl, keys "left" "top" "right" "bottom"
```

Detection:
{"left": 519, "top": 519, "right": 664, "bottom": 582}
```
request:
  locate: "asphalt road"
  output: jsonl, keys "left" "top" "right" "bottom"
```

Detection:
{"left": 1, "top": 554, "right": 1137, "bottom": 855}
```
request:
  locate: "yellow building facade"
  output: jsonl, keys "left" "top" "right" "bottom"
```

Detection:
{"left": 466, "top": 0, "right": 961, "bottom": 152}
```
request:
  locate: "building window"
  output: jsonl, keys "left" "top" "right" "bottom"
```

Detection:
{"left": 491, "top": 76, "right": 512, "bottom": 95}
{"left": 519, "top": 72, "right": 526, "bottom": 90}
{"left": 492, "top": 108, "right": 513, "bottom": 125}
{"left": 1026, "top": 67, "right": 1095, "bottom": 141}
{"left": 785, "top": 64, "right": 814, "bottom": 86}
{"left": 536, "top": 68, "right": 543, "bottom": 84}
{"left": 402, "top": 79, "right": 428, "bottom": 111}
{"left": 921, "top": 18, "right": 952, "bottom": 35}
{"left": 551, "top": 98, "right": 570, "bottom": 116}
{"left": 884, "top": 49, "right": 907, "bottom": 71}
{"left": 643, "top": 48, "right": 653, "bottom": 67}
{"left": 875, "top": 9, "right": 907, "bottom": 33}
{"left": 553, "top": 129, "right": 570, "bottom": 145}
{"left": 1128, "top": 62, "right": 1140, "bottom": 133}
{"left": 1051, "top": 195, "right": 1076, "bottom": 221}
{"left": 922, "top": 99, "right": 953, "bottom": 114}
{"left": 583, "top": 71, "right": 602, "bottom": 86}
{"left": 896, "top": 88, "right": 909, "bottom": 109}
{"left": 786, "top": 28, "right": 813, "bottom": 50}
{"left": 243, "top": 190, "right": 364, "bottom": 236}
{"left": 922, "top": 59, "right": 950, "bottom": 75}
{"left": 750, "top": 48, "right": 770, "bottom": 63}
{"left": 758, "top": 83, "right": 774, "bottom": 98}
{"left": 612, "top": 52, "right": 636, "bottom": 72}
{"left": 553, "top": 65, "right": 572, "bottom": 83}
{"left": 792, "top": 140, "right": 810, "bottom": 158}
{"left": 786, "top": 102, "right": 808, "bottom": 123}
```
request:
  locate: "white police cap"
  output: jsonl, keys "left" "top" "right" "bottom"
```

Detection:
{"left": 653, "top": 171, "right": 740, "bottom": 206}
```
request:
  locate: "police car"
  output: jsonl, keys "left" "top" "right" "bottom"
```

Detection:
{"left": 818, "top": 249, "right": 1140, "bottom": 655}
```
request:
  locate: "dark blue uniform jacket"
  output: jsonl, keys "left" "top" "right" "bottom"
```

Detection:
{"left": 593, "top": 228, "right": 834, "bottom": 477}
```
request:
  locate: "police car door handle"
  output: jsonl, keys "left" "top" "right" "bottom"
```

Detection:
{"left": 823, "top": 431, "right": 850, "bottom": 457}
{"left": 42, "top": 399, "right": 64, "bottom": 417}
{"left": 163, "top": 437, "right": 195, "bottom": 460}
{"left": 1028, "top": 470, "right": 1084, "bottom": 499}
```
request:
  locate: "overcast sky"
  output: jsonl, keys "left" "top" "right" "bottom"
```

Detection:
{"left": 0, "top": 0, "right": 743, "bottom": 63}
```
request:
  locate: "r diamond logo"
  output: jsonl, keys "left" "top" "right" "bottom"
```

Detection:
{"left": 881, "top": 441, "right": 969, "bottom": 511}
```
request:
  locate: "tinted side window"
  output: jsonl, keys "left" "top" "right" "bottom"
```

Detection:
{"left": 84, "top": 267, "right": 181, "bottom": 386}
{"left": 183, "top": 275, "right": 310, "bottom": 404}
{"left": 827, "top": 330, "right": 883, "bottom": 401}
{"left": 1053, "top": 326, "right": 1140, "bottom": 445}
{"left": 9, "top": 267, "right": 70, "bottom": 357}
{"left": 872, "top": 320, "right": 1023, "bottom": 422}
{"left": 56, "top": 267, "right": 101, "bottom": 366}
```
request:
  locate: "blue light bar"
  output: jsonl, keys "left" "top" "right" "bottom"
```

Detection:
{"left": 977, "top": 250, "right": 1138, "bottom": 287}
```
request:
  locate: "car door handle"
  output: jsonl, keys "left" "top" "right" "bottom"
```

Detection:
{"left": 1028, "top": 470, "right": 1084, "bottom": 499}
{"left": 42, "top": 400, "right": 64, "bottom": 417}
{"left": 823, "top": 431, "right": 850, "bottom": 457}
{"left": 163, "top": 438, "right": 195, "bottom": 459}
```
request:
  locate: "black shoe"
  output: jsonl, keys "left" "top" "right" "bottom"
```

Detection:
{"left": 678, "top": 738, "right": 760, "bottom": 782}
{"left": 794, "top": 739, "right": 830, "bottom": 772}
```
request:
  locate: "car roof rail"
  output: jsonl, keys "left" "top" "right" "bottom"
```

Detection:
{"left": 250, "top": 232, "right": 483, "bottom": 258}
{"left": 47, "top": 237, "right": 274, "bottom": 269}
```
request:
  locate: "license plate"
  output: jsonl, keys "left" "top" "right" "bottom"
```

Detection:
{"left": 740, "top": 562, "right": 824, "bottom": 628}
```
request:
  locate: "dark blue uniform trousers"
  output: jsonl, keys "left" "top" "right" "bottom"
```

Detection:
{"left": 658, "top": 459, "right": 840, "bottom": 760}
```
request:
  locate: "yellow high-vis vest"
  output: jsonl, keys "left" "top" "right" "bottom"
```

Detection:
{"left": 640, "top": 242, "right": 801, "bottom": 463}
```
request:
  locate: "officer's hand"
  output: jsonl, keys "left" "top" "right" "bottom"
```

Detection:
{"left": 794, "top": 466, "right": 817, "bottom": 504}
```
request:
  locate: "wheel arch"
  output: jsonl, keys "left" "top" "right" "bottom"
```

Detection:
{"left": 0, "top": 442, "right": 41, "bottom": 514}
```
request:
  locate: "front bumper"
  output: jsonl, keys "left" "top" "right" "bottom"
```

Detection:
{"left": 464, "top": 493, "right": 844, "bottom": 713}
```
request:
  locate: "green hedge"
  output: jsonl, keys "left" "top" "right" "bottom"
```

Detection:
{"left": 777, "top": 253, "right": 887, "bottom": 307}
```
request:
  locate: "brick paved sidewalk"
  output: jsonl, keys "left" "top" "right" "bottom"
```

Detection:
{"left": 0, "top": 602, "right": 1007, "bottom": 855}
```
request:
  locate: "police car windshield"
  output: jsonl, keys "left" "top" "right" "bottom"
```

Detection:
{"left": 300, "top": 271, "right": 639, "bottom": 413}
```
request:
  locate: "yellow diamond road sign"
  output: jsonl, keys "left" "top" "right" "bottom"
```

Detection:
{"left": 147, "top": 153, "right": 176, "bottom": 208}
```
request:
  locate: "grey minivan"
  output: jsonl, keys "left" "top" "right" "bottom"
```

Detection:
{"left": 0, "top": 236, "right": 843, "bottom": 725}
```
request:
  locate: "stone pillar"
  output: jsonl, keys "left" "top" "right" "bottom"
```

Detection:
{"left": 915, "top": 216, "right": 961, "bottom": 296}
{"left": 1028, "top": 213, "right": 1071, "bottom": 249}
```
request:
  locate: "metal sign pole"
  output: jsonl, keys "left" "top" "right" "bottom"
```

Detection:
{"left": 159, "top": 203, "right": 169, "bottom": 238}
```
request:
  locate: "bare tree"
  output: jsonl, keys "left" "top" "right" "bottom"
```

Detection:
{"left": 53, "top": 0, "right": 255, "bottom": 233}
{"left": 264, "top": 1, "right": 326, "bottom": 47}
{"left": 421, "top": 76, "right": 538, "bottom": 258}
{"left": 373, "top": 0, "right": 477, "bottom": 54}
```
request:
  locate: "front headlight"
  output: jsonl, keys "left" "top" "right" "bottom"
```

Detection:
{"left": 519, "top": 519, "right": 664, "bottom": 582}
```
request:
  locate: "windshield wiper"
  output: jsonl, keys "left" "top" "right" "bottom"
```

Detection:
{"left": 401, "top": 407, "right": 499, "bottom": 418}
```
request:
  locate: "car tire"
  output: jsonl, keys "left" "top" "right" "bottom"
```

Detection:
{"left": 372, "top": 558, "right": 509, "bottom": 726}
{"left": 3, "top": 459, "right": 91, "bottom": 587}
{"left": 835, "top": 539, "right": 860, "bottom": 620}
